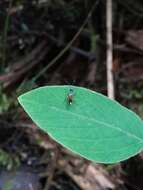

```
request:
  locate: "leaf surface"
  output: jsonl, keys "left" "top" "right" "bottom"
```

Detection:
{"left": 18, "top": 85, "right": 143, "bottom": 163}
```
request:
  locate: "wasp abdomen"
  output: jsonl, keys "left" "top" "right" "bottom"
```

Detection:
{"left": 67, "top": 88, "right": 74, "bottom": 105}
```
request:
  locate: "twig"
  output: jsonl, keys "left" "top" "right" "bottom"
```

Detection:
{"left": 118, "top": 0, "right": 143, "bottom": 17}
{"left": 0, "top": 41, "right": 48, "bottom": 88}
{"left": 44, "top": 145, "right": 60, "bottom": 190}
{"left": 44, "top": 33, "right": 96, "bottom": 60}
{"left": 106, "top": 0, "right": 115, "bottom": 99}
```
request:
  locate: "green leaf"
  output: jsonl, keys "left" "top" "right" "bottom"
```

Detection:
{"left": 18, "top": 85, "right": 143, "bottom": 163}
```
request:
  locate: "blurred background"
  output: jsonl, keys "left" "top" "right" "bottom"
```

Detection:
{"left": 0, "top": 0, "right": 143, "bottom": 189}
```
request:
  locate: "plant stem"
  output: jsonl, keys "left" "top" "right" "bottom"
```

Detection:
{"left": 106, "top": 0, "right": 115, "bottom": 99}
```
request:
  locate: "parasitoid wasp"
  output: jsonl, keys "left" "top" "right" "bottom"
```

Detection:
{"left": 67, "top": 88, "right": 75, "bottom": 105}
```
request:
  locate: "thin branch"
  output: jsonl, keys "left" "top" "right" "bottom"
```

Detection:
{"left": 106, "top": 0, "right": 115, "bottom": 99}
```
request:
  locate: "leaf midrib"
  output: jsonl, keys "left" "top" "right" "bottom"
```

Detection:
{"left": 51, "top": 106, "right": 143, "bottom": 143}
{"left": 19, "top": 99, "right": 143, "bottom": 143}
